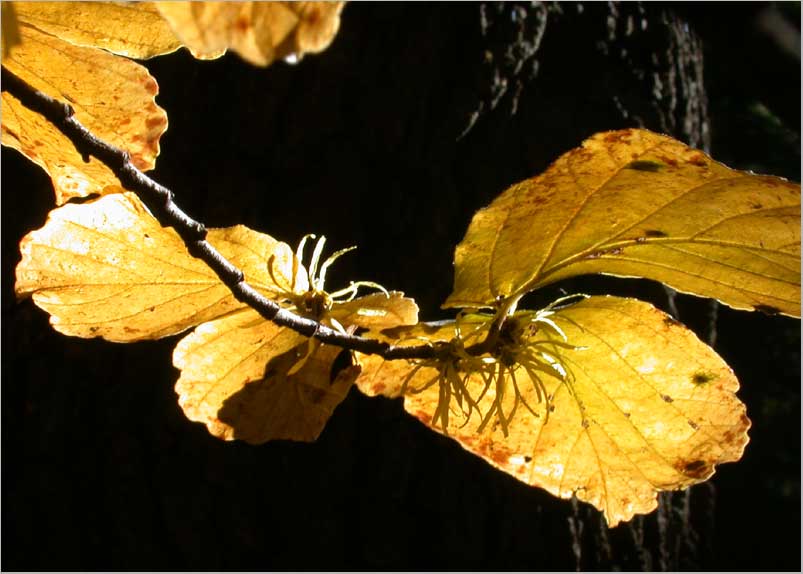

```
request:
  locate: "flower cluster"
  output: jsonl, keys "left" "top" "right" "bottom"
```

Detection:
{"left": 402, "top": 296, "right": 586, "bottom": 436}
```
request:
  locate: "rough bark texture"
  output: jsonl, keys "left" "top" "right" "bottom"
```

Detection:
{"left": 3, "top": 2, "right": 799, "bottom": 570}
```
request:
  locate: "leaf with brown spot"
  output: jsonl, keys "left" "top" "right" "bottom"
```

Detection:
{"left": 446, "top": 129, "right": 800, "bottom": 317}
{"left": 155, "top": 1, "right": 344, "bottom": 67}
{"left": 1, "top": 23, "right": 167, "bottom": 203}
{"left": 357, "top": 296, "right": 750, "bottom": 527}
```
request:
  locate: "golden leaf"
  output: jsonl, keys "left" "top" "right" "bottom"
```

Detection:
{"left": 1, "top": 24, "right": 167, "bottom": 203}
{"left": 172, "top": 291, "right": 415, "bottom": 444}
{"left": 445, "top": 129, "right": 801, "bottom": 317}
{"left": 15, "top": 192, "right": 283, "bottom": 341}
{"left": 355, "top": 321, "right": 456, "bottom": 397}
{"left": 330, "top": 291, "right": 420, "bottom": 330}
{"left": 172, "top": 243, "right": 417, "bottom": 443}
{"left": 356, "top": 296, "right": 749, "bottom": 527}
{"left": 16, "top": 193, "right": 418, "bottom": 442}
{"left": 12, "top": 1, "right": 181, "bottom": 59}
{"left": 176, "top": 321, "right": 358, "bottom": 443}
{"left": 155, "top": 1, "right": 344, "bottom": 66}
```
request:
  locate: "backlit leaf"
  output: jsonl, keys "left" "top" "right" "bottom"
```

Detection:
{"left": 445, "top": 129, "right": 801, "bottom": 317}
{"left": 172, "top": 289, "right": 414, "bottom": 444}
{"left": 176, "top": 326, "right": 358, "bottom": 443}
{"left": 355, "top": 321, "right": 456, "bottom": 397}
{"left": 155, "top": 1, "right": 345, "bottom": 67}
{"left": 12, "top": 1, "right": 181, "bottom": 59}
{"left": 357, "top": 296, "right": 749, "bottom": 527}
{"left": 16, "top": 191, "right": 417, "bottom": 443}
{"left": 1, "top": 24, "right": 167, "bottom": 203}
{"left": 15, "top": 192, "right": 283, "bottom": 341}
{"left": 330, "top": 291, "right": 420, "bottom": 330}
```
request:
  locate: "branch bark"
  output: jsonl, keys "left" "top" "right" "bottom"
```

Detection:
{"left": 2, "top": 65, "right": 437, "bottom": 361}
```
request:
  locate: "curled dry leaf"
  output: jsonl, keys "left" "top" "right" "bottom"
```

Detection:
{"left": 446, "top": 128, "right": 801, "bottom": 317}
{"left": 356, "top": 296, "right": 750, "bottom": 527}
{"left": 12, "top": 1, "right": 181, "bottom": 59}
{"left": 15, "top": 192, "right": 283, "bottom": 341}
{"left": 1, "top": 24, "right": 168, "bottom": 203}
{"left": 155, "top": 1, "right": 345, "bottom": 66}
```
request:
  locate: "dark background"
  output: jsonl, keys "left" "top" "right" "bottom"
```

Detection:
{"left": 3, "top": 2, "right": 800, "bottom": 570}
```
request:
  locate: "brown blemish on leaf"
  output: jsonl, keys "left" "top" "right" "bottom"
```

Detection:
{"left": 645, "top": 229, "right": 668, "bottom": 238}
{"left": 661, "top": 394, "right": 673, "bottom": 403}
{"left": 371, "top": 382, "right": 386, "bottom": 394}
{"left": 688, "top": 153, "right": 707, "bottom": 167}
{"left": 692, "top": 372, "right": 715, "bottom": 385}
{"left": 475, "top": 438, "right": 514, "bottom": 466}
{"left": 142, "top": 76, "right": 158, "bottom": 95}
{"left": 234, "top": 15, "right": 250, "bottom": 32}
{"left": 625, "top": 160, "right": 663, "bottom": 172}
{"left": 524, "top": 455, "right": 533, "bottom": 463}
{"left": 145, "top": 115, "right": 166, "bottom": 129}
{"left": 414, "top": 410, "right": 432, "bottom": 425}
{"left": 679, "top": 459, "right": 710, "bottom": 479}
{"left": 688, "top": 420, "right": 699, "bottom": 430}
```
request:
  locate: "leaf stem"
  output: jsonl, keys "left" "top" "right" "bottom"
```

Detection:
{"left": 3, "top": 65, "right": 437, "bottom": 360}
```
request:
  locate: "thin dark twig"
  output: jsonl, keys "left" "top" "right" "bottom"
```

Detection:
{"left": 2, "top": 65, "right": 437, "bottom": 361}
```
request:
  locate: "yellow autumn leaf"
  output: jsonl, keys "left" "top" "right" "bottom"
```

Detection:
{"left": 172, "top": 292, "right": 415, "bottom": 444}
{"left": 175, "top": 318, "right": 358, "bottom": 443}
{"left": 155, "top": 1, "right": 344, "bottom": 66}
{"left": 329, "top": 291, "right": 420, "bottom": 330}
{"left": 356, "top": 296, "right": 749, "bottom": 527}
{"left": 15, "top": 192, "right": 284, "bottom": 341}
{"left": 174, "top": 309, "right": 307, "bottom": 441}
{"left": 12, "top": 1, "right": 181, "bottom": 59}
{"left": 171, "top": 240, "right": 417, "bottom": 443}
{"left": 1, "top": 23, "right": 167, "bottom": 203}
{"left": 15, "top": 192, "right": 419, "bottom": 442}
{"left": 446, "top": 129, "right": 801, "bottom": 317}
